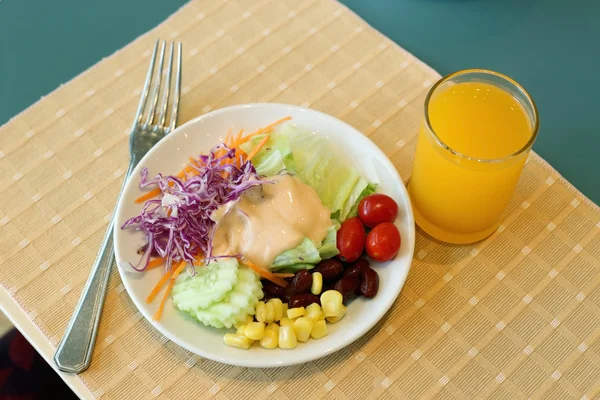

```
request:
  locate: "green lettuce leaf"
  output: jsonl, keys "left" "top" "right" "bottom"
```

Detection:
{"left": 240, "top": 133, "right": 296, "bottom": 176}
{"left": 272, "top": 238, "right": 321, "bottom": 270}
{"left": 277, "top": 125, "right": 374, "bottom": 221}
{"left": 271, "top": 225, "right": 340, "bottom": 272}
{"left": 318, "top": 224, "right": 340, "bottom": 260}
{"left": 282, "top": 126, "right": 359, "bottom": 217}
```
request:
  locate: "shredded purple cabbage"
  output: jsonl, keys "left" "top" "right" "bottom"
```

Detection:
{"left": 121, "top": 144, "right": 265, "bottom": 273}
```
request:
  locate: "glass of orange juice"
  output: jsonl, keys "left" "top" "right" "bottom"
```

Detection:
{"left": 408, "top": 69, "right": 539, "bottom": 244}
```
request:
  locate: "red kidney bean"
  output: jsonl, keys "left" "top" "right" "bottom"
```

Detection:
{"left": 360, "top": 267, "right": 379, "bottom": 298}
{"left": 284, "top": 284, "right": 295, "bottom": 302}
{"left": 333, "top": 277, "right": 360, "bottom": 301}
{"left": 292, "top": 270, "right": 313, "bottom": 294}
{"left": 288, "top": 293, "right": 320, "bottom": 308}
{"left": 343, "top": 258, "right": 369, "bottom": 280}
{"left": 262, "top": 280, "right": 286, "bottom": 299}
{"left": 314, "top": 259, "right": 343, "bottom": 281}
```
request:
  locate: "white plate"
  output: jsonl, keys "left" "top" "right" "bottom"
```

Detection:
{"left": 113, "top": 103, "right": 415, "bottom": 368}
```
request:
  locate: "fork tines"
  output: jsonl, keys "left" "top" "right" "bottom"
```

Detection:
{"left": 133, "top": 39, "right": 182, "bottom": 134}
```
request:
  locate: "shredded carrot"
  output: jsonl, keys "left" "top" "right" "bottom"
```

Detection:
{"left": 135, "top": 188, "right": 161, "bottom": 204}
{"left": 242, "top": 259, "right": 288, "bottom": 288}
{"left": 260, "top": 116, "right": 292, "bottom": 133}
{"left": 146, "top": 269, "right": 173, "bottom": 304}
{"left": 176, "top": 166, "right": 194, "bottom": 179}
{"left": 231, "top": 147, "right": 248, "bottom": 168}
{"left": 246, "top": 135, "right": 270, "bottom": 161}
{"left": 237, "top": 128, "right": 267, "bottom": 146}
{"left": 237, "top": 134, "right": 256, "bottom": 146}
{"left": 189, "top": 158, "right": 205, "bottom": 170}
{"left": 171, "top": 260, "right": 187, "bottom": 279}
{"left": 183, "top": 165, "right": 199, "bottom": 177}
{"left": 238, "top": 116, "right": 291, "bottom": 146}
{"left": 153, "top": 278, "right": 174, "bottom": 321}
{"left": 152, "top": 261, "right": 187, "bottom": 321}
{"left": 272, "top": 273, "right": 295, "bottom": 278}
{"left": 188, "top": 156, "right": 203, "bottom": 168}
{"left": 146, "top": 258, "right": 164, "bottom": 270}
{"left": 234, "top": 129, "right": 243, "bottom": 146}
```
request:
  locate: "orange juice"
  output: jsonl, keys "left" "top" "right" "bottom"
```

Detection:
{"left": 408, "top": 70, "right": 538, "bottom": 244}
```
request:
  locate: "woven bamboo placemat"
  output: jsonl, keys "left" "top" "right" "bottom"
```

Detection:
{"left": 1, "top": 0, "right": 599, "bottom": 398}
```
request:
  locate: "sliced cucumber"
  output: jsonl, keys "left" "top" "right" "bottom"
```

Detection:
{"left": 172, "top": 258, "right": 238, "bottom": 311}
{"left": 197, "top": 267, "right": 263, "bottom": 328}
{"left": 172, "top": 258, "right": 264, "bottom": 329}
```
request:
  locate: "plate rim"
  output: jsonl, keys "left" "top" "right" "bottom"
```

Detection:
{"left": 113, "top": 103, "right": 415, "bottom": 367}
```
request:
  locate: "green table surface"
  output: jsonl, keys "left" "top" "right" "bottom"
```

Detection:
{"left": 1, "top": 0, "right": 598, "bottom": 204}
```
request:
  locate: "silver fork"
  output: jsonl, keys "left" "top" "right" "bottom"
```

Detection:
{"left": 54, "top": 40, "right": 182, "bottom": 374}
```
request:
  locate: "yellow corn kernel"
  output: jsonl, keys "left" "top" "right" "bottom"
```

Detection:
{"left": 305, "top": 303, "right": 323, "bottom": 322}
{"left": 265, "top": 301, "right": 275, "bottom": 323}
{"left": 244, "top": 322, "right": 266, "bottom": 340}
{"left": 255, "top": 301, "right": 267, "bottom": 323}
{"left": 279, "top": 317, "right": 294, "bottom": 327}
{"left": 326, "top": 305, "right": 347, "bottom": 324}
{"left": 268, "top": 298, "right": 283, "bottom": 322}
{"left": 293, "top": 317, "right": 314, "bottom": 342}
{"left": 223, "top": 333, "right": 252, "bottom": 350}
{"left": 278, "top": 325, "right": 298, "bottom": 349}
{"left": 311, "top": 272, "right": 323, "bottom": 295}
{"left": 236, "top": 324, "right": 247, "bottom": 335}
{"left": 311, "top": 320, "right": 328, "bottom": 339}
{"left": 321, "top": 290, "right": 343, "bottom": 317}
{"left": 260, "top": 322, "right": 279, "bottom": 349}
{"left": 282, "top": 303, "right": 289, "bottom": 318}
{"left": 287, "top": 307, "right": 305, "bottom": 319}
{"left": 234, "top": 315, "right": 253, "bottom": 329}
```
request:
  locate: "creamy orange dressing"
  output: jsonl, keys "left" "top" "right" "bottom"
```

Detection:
{"left": 211, "top": 174, "right": 332, "bottom": 266}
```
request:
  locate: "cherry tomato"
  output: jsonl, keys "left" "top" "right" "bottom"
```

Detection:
{"left": 358, "top": 194, "right": 398, "bottom": 228}
{"left": 336, "top": 217, "right": 366, "bottom": 263}
{"left": 366, "top": 222, "right": 401, "bottom": 262}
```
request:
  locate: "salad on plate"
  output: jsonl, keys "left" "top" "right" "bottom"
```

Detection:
{"left": 120, "top": 117, "right": 402, "bottom": 350}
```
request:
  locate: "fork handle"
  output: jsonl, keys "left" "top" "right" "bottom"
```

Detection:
{"left": 54, "top": 161, "right": 136, "bottom": 374}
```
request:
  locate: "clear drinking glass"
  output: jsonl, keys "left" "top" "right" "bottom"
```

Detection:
{"left": 408, "top": 69, "right": 539, "bottom": 244}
